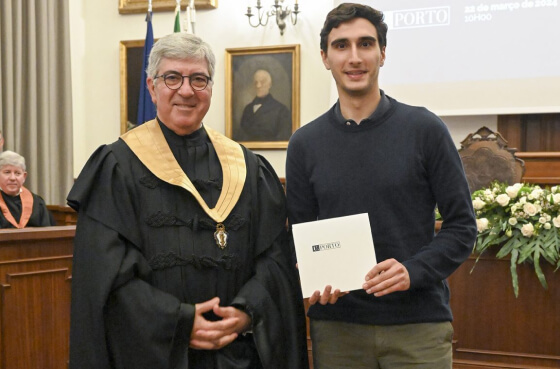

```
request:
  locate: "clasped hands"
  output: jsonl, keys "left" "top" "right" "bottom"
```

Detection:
{"left": 308, "top": 258, "right": 411, "bottom": 305}
{"left": 189, "top": 297, "right": 251, "bottom": 350}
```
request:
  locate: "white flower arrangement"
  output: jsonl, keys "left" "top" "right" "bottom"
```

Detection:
{"left": 472, "top": 182, "right": 560, "bottom": 297}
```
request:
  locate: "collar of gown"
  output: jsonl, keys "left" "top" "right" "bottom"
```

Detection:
{"left": 120, "top": 119, "right": 246, "bottom": 223}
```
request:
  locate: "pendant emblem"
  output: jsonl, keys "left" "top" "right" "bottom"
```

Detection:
{"left": 214, "top": 223, "right": 228, "bottom": 249}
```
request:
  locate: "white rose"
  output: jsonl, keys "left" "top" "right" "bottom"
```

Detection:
{"left": 483, "top": 189, "right": 494, "bottom": 201}
{"left": 531, "top": 188, "right": 543, "bottom": 199}
{"left": 523, "top": 203, "right": 538, "bottom": 217}
{"left": 476, "top": 218, "right": 489, "bottom": 232}
{"left": 552, "top": 193, "right": 560, "bottom": 204}
{"left": 472, "top": 198, "right": 485, "bottom": 210}
{"left": 521, "top": 223, "right": 534, "bottom": 237}
{"left": 508, "top": 217, "right": 518, "bottom": 226}
{"left": 544, "top": 223, "right": 551, "bottom": 230}
{"left": 551, "top": 186, "right": 558, "bottom": 193}
{"left": 519, "top": 196, "right": 527, "bottom": 204}
{"left": 506, "top": 185, "right": 521, "bottom": 198}
{"left": 496, "top": 194, "right": 510, "bottom": 207}
{"left": 553, "top": 215, "right": 560, "bottom": 228}
{"left": 539, "top": 216, "right": 547, "bottom": 224}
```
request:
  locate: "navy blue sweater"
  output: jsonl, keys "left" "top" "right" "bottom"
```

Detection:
{"left": 286, "top": 93, "right": 477, "bottom": 325}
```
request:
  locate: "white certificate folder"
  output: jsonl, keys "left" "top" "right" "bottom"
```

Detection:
{"left": 292, "top": 213, "right": 377, "bottom": 298}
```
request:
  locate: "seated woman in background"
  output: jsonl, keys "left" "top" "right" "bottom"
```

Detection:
{"left": 0, "top": 151, "right": 55, "bottom": 228}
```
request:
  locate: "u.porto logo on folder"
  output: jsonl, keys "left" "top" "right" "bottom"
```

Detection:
{"left": 311, "top": 241, "right": 341, "bottom": 252}
{"left": 292, "top": 213, "right": 377, "bottom": 298}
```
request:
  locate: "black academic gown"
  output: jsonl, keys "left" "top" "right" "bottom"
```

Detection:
{"left": 67, "top": 124, "right": 308, "bottom": 369}
{"left": 0, "top": 191, "right": 55, "bottom": 228}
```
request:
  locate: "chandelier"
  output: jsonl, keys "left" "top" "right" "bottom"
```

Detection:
{"left": 245, "top": 0, "right": 300, "bottom": 35}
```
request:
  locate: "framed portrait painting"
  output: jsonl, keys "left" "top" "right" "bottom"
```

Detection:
{"left": 225, "top": 44, "right": 300, "bottom": 149}
{"left": 119, "top": 39, "right": 146, "bottom": 134}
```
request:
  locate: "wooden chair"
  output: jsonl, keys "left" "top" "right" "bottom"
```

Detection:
{"left": 458, "top": 126, "right": 525, "bottom": 192}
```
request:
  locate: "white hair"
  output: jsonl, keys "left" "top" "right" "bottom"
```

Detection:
{"left": 0, "top": 150, "right": 26, "bottom": 171}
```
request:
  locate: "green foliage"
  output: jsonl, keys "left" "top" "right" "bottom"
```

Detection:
{"left": 471, "top": 182, "right": 560, "bottom": 297}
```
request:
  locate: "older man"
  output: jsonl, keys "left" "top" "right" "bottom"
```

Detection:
{"left": 68, "top": 32, "right": 308, "bottom": 369}
{"left": 238, "top": 69, "right": 292, "bottom": 141}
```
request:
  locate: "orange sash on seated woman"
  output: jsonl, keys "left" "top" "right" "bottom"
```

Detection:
{"left": 0, "top": 187, "right": 34, "bottom": 228}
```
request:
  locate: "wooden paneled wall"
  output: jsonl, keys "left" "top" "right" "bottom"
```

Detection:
{"left": 498, "top": 113, "right": 560, "bottom": 152}
{"left": 499, "top": 113, "right": 560, "bottom": 185}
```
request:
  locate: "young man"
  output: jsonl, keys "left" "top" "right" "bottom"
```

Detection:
{"left": 68, "top": 32, "right": 308, "bottom": 369}
{"left": 286, "top": 3, "right": 477, "bottom": 368}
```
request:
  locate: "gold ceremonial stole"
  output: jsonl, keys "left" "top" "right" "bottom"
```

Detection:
{"left": 121, "top": 120, "right": 247, "bottom": 248}
{"left": 0, "top": 187, "right": 34, "bottom": 228}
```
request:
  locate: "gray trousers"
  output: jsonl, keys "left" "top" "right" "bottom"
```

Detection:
{"left": 310, "top": 319, "right": 453, "bottom": 369}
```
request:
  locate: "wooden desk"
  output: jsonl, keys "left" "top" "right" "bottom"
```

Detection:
{"left": 449, "top": 253, "right": 559, "bottom": 368}
{"left": 434, "top": 221, "right": 559, "bottom": 368}
{"left": 0, "top": 226, "right": 75, "bottom": 369}
{"left": 517, "top": 152, "right": 560, "bottom": 185}
{"left": 47, "top": 205, "right": 78, "bottom": 226}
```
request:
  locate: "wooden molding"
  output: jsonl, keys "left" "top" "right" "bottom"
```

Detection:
{"left": 119, "top": 0, "right": 217, "bottom": 14}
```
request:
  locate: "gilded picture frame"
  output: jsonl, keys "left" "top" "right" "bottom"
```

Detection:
{"left": 119, "top": 0, "right": 217, "bottom": 14}
{"left": 225, "top": 44, "right": 300, "bottom": 149}
{"left": 119, "top": 39, "right": 146, "bottom": 134}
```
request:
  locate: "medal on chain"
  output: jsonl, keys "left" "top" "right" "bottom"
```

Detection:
{"left": 214, "top": 223, "right": 228, "bottom": 249}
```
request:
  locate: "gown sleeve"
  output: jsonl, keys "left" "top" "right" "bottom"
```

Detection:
{"left": 67, "top": 145, "right": 194, "bottom": 369}
{"left": 230, "top": 153, "right": 309, "bottom": 369}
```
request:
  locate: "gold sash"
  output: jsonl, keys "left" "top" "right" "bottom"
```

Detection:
{"left": 0, "top": 187, "right": 34, "bottom": 228}
{"left": 121, "top": 119, "right": 247, "bottom": 223}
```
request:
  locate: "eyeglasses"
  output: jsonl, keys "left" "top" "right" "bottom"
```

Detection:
{"left": 154, "top": 72, "right": 212, "bottom": 91}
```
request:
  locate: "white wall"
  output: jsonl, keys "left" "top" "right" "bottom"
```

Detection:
{"left": 69, "top": 1, "right": 494, "bottom": 178}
